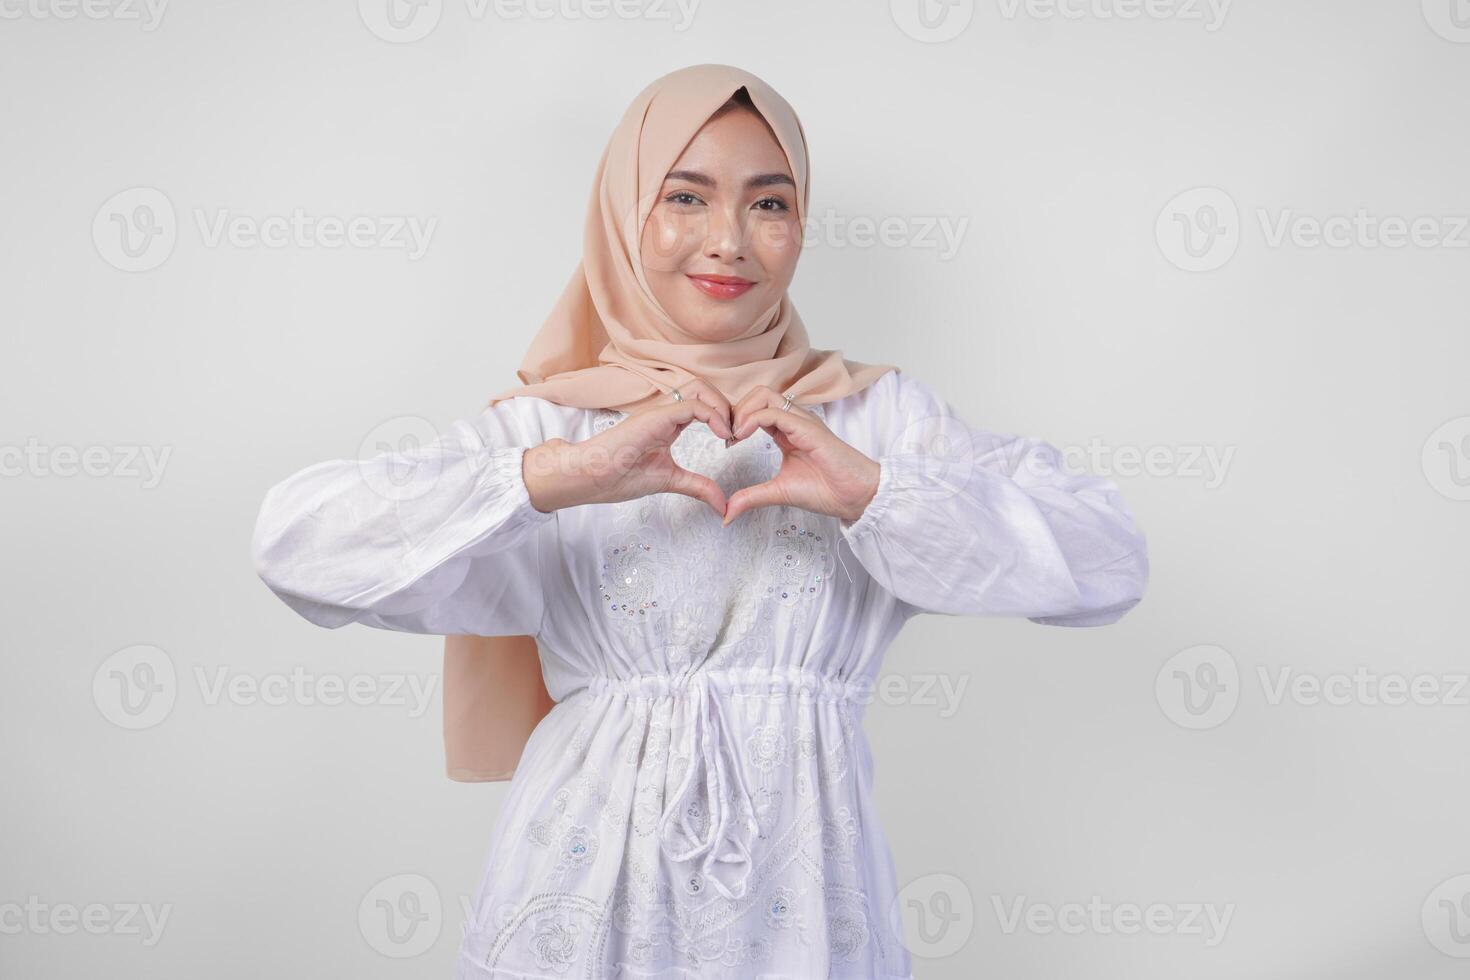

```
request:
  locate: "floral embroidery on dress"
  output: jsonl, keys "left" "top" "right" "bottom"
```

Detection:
{"left": 599, "top": 536, "right": 665, "bottom": 622}
{"left": 764, "top": 885, "right": 801, "bottom": 930}
{"left": 557, "top": 824, "right": 599, "bottom": 872}
{"left": 764, "top": 522, "right": 835, "bottom": 608}
{"left": 529, "top": 911, "right": 580, "bottom": 973}
{"left": 821, "top": 806, "right": 860, "bottom": 864}
{"left": 823, "top": 888, "right": 871, "bottom": 963}
{"left": 746, "top": 724, "right": 789, "bottom": 774}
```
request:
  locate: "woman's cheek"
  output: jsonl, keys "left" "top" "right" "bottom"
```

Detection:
{"left": 756, "top": 218, "right": 803, "bottom": 278}
{"left": 642, "top": 212, "right": 704, "bottom": 273}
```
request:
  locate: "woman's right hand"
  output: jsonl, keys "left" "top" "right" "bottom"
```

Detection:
{"left": 522, "top": 388, "right": 735, "bottom": 518}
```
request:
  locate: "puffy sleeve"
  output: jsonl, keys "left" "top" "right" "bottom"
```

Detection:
{"left": 838, "top": 369, "right": 1149, "bottom": 626}
{"left": 250, "top": 396, "right": 556, "bottom": 637}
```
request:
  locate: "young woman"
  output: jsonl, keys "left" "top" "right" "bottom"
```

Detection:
{"left": 252, "top": 63, "right": 1148, "bottom": 980}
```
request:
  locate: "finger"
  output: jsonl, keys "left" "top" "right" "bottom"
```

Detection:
{"left": 665, "top": 464, "right": 727, "bottom": 517}
{"left": 731, "top": 385, "right": 814, "bottom": 437}
{"left": 723, "top": 478, "right": 788, "bottom": 526}
{"left": 684, "top": 379, "right": 735, "bottom": 434}
{"left": 734, "top": 392, "right": 819, "bottom": 441}
{"left": 660, "top": 396, "right": 733, "bottom": 441}
{"left": 732, "top": 406, "right": 820, "bottom": 447}
{"left": 729, "top": 385, "right": 778, "bottom": 434}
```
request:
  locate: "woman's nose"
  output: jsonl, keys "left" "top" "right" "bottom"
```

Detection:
{"left": 703, "top": 206, "right": 748, "bottom": 261}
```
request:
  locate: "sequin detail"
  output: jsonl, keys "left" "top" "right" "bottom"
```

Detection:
{"left": 765, "top": 523, "right": 834, "bottom": 607}
{"left": 598, "top": 539, "right": 661, "bottom": 619}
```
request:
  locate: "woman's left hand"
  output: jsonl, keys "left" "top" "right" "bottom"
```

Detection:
{"left": 723, "top": 386, "right": 881, "bottom": 527}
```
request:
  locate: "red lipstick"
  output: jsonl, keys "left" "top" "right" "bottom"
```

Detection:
{"left": 687, "top": 273, "right": 755, "bottom": 300}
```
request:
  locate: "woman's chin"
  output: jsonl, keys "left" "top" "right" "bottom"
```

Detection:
{"left": 674, "top": 295, "right": 778, "bottom": 341}
{"left": 677, "top": 315, "right": 762, "bottom": 343}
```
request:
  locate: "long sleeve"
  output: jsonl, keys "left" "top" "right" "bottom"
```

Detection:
{"left": 250, "top": 396, "right": 556, "bottom": 637}
{"left": 838, "top": 369, "right": 1148, "bottom": 626}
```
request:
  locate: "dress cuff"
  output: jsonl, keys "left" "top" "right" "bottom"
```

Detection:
{"left": 839, "top": 456, "right": 897, "bottom": 543}
{"left": 479, "top": 445, "right": 557, "bottom": 530}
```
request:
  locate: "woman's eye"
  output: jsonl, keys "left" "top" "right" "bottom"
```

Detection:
{"left": 665, "top": 191, "right": 704, "bottom": 207}
{"left": 753, "top": 197, "right": 790, "bottom": 213}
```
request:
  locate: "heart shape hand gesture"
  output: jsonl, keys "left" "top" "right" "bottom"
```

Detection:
{"left": 522, "top": 380, "right": 881, "bottom": 526}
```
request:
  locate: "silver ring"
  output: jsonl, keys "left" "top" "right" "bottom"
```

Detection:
{"left": 780, "top": 393, "right": 795, "bottom": 412}
{"left": 670, "top": 386, "right": 684, "bottom": 403}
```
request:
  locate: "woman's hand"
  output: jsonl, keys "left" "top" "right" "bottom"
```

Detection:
{"left": 722, "top": 385, "right": 881, "bottom": 527}
{"left": 522, "top": 394, "right": 735, "bottom": 517}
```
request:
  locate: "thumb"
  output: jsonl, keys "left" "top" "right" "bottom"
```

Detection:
{"left": 665, "top": 465, "right": 727, "bottom": 518}
{"left": 723, "top": 479, "right": 786, "bottom": 526}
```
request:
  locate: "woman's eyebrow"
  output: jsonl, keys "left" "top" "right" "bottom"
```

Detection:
{"left": 664, "top": 169, "right": 796, "bottom": 190}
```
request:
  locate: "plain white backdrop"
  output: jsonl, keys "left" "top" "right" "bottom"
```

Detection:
{"left": 3, "top": 1, "right": 1469, "bottom": 977}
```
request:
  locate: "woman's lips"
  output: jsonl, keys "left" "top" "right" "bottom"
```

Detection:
{"left": 687, "top": 274, "right": 755, "bottom": 299}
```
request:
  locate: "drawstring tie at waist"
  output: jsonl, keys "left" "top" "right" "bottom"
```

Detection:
{"left": 579, "top": 667, "right": 864, "bottom": 903}
{"left": 654, "top": 671, "right": 759, "bottom": 902}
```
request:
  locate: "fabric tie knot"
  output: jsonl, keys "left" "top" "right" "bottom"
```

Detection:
{"left": 654, "top": 671, "right": 760, "bottom": 902}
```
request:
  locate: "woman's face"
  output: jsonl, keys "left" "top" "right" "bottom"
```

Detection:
{"left": 639, "top": 106, "right": 802, "bottom": 342}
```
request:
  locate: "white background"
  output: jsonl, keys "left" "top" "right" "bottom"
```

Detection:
{"left": 3, "top": 1, "right": 1469, "bottom": 977}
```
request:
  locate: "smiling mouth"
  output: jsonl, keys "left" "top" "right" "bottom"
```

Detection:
{"left": 686, "top": 274, "right": 755, "bottom": 299}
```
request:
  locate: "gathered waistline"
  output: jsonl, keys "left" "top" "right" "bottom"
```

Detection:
{"left": 570, "top": 666, "right": 869, "bottom": 703}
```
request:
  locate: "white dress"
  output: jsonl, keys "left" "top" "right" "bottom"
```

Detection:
{"left": 251, "top": 367, "right": 1148, "bottom": 980}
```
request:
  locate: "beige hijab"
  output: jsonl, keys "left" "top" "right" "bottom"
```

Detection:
{"left": 444, "top": 63, "right": 897, "bottom": 782}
